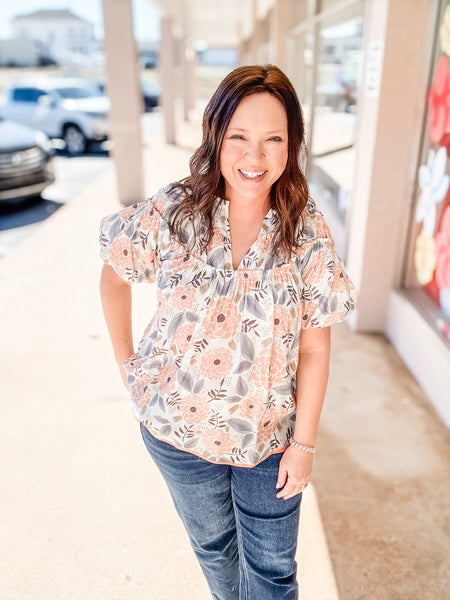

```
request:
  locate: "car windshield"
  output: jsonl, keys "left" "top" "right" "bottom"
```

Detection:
{"left": 54, "top": 85, "right": 99, "bottom": 99}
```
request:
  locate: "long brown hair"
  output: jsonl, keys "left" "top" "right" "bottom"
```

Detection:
{"left": 168, "top": 64, "right": 309, "bottom": 257}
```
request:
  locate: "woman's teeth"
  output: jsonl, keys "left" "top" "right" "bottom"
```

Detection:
{"left": 239, "top": 169, "right": 266, "bottom": 178}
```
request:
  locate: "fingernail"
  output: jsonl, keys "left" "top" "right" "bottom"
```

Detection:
{"left": 276, "top": 483, "right": 282, "bottom": 489}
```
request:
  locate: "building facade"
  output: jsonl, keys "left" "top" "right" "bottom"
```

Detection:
{"left": 11, "top": 9, "right": 97, "bottom": 65}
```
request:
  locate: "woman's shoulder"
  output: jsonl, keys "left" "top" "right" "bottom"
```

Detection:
{"left": 296, "top": 197, "right": 333, "bottom": 243}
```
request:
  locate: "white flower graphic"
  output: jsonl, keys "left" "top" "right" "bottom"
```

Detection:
{"left": 416, "top": 147, "right": 450, "bottom": 236}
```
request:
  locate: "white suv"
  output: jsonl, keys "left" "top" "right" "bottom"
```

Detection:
{"left": 1, "top": 77, "right": 110, "bottom": 155}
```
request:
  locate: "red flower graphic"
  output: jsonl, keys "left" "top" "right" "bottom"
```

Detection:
{"left": 428, "top": 56, "right": 450, "bottom": 144}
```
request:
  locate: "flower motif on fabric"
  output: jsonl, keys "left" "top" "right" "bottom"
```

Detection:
{"left": 171, "top": 286, "right": 196, "bottom": 310}
{"left": 202, "top": 297, "right": 241, "bottom": 339}
{"left": 108, "top": 236, "right": 134, "bottom": 271}
{"left": 158, "top": 364, "right": 177, "bottom": 394}
{"left": 428, "top": 56, "right": 450, "bottom": 144}
{"left": 414, "top": 229, "right": 437, "bottom": 285}
{"left": 239, "top": 395, "right": 265, "bottom": 419}
{"left": 273, "top": 305, "right": 291, "bottom": 337}
{"left": 440, "top": 5, "right": 450, "bottom": 58}
{"left": 174, "top": 323, "right": 196, "bottom": 353}
{"left": 236, "top": 270, "right": 258, "bottom": 293}
{"left": 416, "top": 147, "right": 450, "bottom": 236}
{"left": 200, "top": 347, "right": 233, "bottom": 379}
{"left": 202, "top": 429, "right": 233, "bottom": 455}
{"left": 180, "top": 395, "right": 210, "bottom": 424}
{"left": 257, "top": 410, "right": 285, "bottom": 442}
{"left": 435, "top": 206, "right": 450, "bottom": 289}
{"left": 252, "top": 346, "right": 285, "bottom": 388}
{"left": 302, "top": 249, "right": 328, "bottom": 285}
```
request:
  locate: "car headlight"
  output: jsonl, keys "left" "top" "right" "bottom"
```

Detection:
{"left": 35, "top": 131, "right": 53, "bottom": 154}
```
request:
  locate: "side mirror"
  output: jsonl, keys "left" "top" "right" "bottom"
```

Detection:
{"left": 38, "top": 94, "right": 55, "bottom": 107}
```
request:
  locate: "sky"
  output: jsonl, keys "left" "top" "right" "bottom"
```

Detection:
{"left": 0, "top": 0, "right": 160, "bottom": 41}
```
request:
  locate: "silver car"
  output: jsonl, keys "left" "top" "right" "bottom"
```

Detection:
{"left": 0, "top": 117, "right": 55, "bottom": 203}
{"left": 1, "top": 77, "right": 110, "bottom": 155}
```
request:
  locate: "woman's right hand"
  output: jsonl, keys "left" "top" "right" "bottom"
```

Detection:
{"left": 119, "top": 362, "right": 129, "bottom": 390}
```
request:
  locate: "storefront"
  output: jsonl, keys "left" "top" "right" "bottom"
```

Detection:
{"left": 279, "top": 0, "right": 450, "bottom": 424}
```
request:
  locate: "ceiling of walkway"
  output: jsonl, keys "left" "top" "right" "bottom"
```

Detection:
{"left": 149, "top": 0, "right": 273, "bottom": 45}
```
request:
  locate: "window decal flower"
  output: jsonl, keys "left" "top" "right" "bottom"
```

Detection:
{"left": 428, "top": 56, "right": 450, "bottom": 144}
{"left": 414, "top": 229, "right": 436, "bottom": 285}
{"left": 435, "top": 205, "right": 450, "bottom": 320}
{"left": 416, "top": 146, "right": 450, "bottom": 236}
{"left": 440, "top": 5, "right": 450, "bottom": 58}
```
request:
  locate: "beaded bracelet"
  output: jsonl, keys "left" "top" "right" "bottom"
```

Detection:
{"left": 289, "top": 438, "right": 316, "bottom": 453}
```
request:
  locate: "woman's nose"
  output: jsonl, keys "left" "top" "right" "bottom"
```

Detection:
{"left": 245, "top": 141, "right": 265, "bottom": 160}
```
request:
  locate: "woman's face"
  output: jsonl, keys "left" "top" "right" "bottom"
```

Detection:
{"left": 220, "top": 92, "right": 288, "bottom": 209}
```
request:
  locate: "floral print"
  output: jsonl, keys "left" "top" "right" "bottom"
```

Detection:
{"left": 99, "top": 185, "right": 356, "bottom": 466}
{"left": 416, "top": 147, "right": 450, "bottom": 236}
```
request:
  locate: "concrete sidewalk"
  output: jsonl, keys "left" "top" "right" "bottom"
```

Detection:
{"left": 1, "top": 112, "right": 449, "bottom": 599}
{"left": 0, "top": 119, "right": 338, "bottom": 599}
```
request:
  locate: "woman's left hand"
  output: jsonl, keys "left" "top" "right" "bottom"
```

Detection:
{"left": 276, "top": 445, "right": 313, "bottom": 499}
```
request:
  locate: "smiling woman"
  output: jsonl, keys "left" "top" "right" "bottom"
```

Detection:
{"left": 99, "top": 64, "right": 356, "bottom": 599}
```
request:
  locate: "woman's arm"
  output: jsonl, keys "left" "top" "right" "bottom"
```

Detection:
{"left": 99, "top": 263, "right": 135, "bottom": 389}
{"left": 276, "top": 326, "right": 331, "bottom": 499}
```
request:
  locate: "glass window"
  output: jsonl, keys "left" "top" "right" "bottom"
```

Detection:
{"left": 12, "top": 87, "right": 46, "bottom": 103}
{"left": 404, "top": 0, "right": 450, "bottom": 343}
{"left": 309, "top": 3, "right": 365, "bottom": 239}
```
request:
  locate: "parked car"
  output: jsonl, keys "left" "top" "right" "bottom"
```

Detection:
{"left": 97, "top": 78, "right": 160, "bottom": 112}
{"left": 0, "top": 117, "right": 55, "bottom": 203}
{"left": 0, "top": 77, "right": 110, "bottom": 155}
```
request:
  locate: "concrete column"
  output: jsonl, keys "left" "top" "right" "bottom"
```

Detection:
{"left": 251, "top": 0, "right": 259, "bottom": 63}
{"left": 271, "top": 0, "right": 288, "bottom": 69}
{"left": 160, "top": 15, "right": 176, "bottom": 144}
{"left": 346, "top": 0, "right": 431, "bottom": 331}
{"left": 181, "top": 39, "right": 195, "bottom": 122}
{"left": 101, "top": 0, "right": 144, "bottom": 205}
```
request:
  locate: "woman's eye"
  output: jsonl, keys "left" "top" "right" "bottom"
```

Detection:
{"left": 268, "top": 136, "right": 283, "bottom": 142}
{"left": 230, "top": 134, "right": 245, "bottom": 140}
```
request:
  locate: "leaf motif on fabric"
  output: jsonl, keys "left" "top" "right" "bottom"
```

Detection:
{"left": 167, "top": 312, "right": 185, "bottom": 337}
{"left": 227, "top": 418, "right": 254, "bottom": 433}
{"left": 193, "top": 378, "right": 205, "bottom": 394}
{"left": 159, "top": 424, "right": 172, "bottom": 436}
{"left": 233, "top": 360, "right": 253, "bottom": 374}
{"left": 208, "top": 248, "right": 225, "bottom": 268}
{"left": 184, "top": 437, "right": 199, "bottom": 449}
{"left": 223, "top": 395, "right": 243, "bottom": 403}
{"left": 177, "top": 369, "right": 194, "bottom": 392}
{"left": 240, "top": 332, "right": 255, "bottom": 361}
{"left": 237, "top": 376, "right": 248, "bottom": 396}
{"left": 242, "top": 296, "right": 266, "bottom": 320}
{"left": 185, "top": 311, "right": 200, "bottom": 323}
{"left": 241, "top": 433, "right": 254, "bottom": 449}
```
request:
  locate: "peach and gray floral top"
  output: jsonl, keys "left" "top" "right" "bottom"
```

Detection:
{"left": 99, "top": 184, "right": 356, "bottom": 466}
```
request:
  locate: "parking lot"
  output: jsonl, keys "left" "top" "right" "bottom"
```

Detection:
{"left": 0, "top": 66, "right": 162, "bottom": 258}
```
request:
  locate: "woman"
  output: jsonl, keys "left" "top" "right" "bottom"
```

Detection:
{"left": 99, "top": 64, "right": 356, "bottom": 599}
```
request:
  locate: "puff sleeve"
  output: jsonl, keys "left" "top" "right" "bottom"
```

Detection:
{"left": 296, "top": 212, "right": 357, "bottom": 328}
{"left": 99, "top": 193, "right": 166, "bottom": 284}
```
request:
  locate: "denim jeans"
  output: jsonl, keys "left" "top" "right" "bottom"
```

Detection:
{"left": 140, "top": 422, "right": 302, "bottom": 600}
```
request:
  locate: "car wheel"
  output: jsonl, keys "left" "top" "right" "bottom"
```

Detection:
{"left": 63, "top": 125, "right": 87, "bottom": 155}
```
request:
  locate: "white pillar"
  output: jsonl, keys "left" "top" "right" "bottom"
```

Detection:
{"left": 346, "top": 0, "right": 431, "bottom": 330}
{"left": 181, "top": 39, "right": 196, "bottom": 122}
{"left": 101, "top": 0, "right": 144, "bottom": 205}
{"left": 271, "top": 0, "right": 288, "bottom": 69}
{"left": 160, "top": 15, "right": 176, "bottom": 144}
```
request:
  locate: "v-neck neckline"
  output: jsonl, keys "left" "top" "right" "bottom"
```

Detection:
{"left": 219, "top": 197, "right": 274, "bottom": 271}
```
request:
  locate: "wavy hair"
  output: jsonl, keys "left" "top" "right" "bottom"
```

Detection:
{"left": 168, "top": 64, "right": 309, "bottom": 257}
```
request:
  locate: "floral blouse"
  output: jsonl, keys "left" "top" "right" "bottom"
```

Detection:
{"left": 99, "top": 184, "right": 356, "bottom": 466}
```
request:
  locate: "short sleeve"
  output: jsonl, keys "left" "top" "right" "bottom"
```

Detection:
{"left": 296, "top": 215, "right": 357, "bottom": 329}
{"left": 99, "top": 194, "right": 165, "bottom": 284}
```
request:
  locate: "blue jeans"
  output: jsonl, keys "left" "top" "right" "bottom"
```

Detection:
{"left": 140, "top": 423, "right": 302, "bottom": 600}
